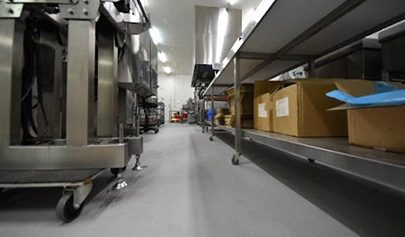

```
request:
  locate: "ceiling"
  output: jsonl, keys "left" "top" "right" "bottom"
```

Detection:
{"left": 141, "top": 0, "right": 262, "bottom": 76}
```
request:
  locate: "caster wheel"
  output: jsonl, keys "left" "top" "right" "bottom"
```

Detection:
{"left": 110, "top": 167, "right": 126, "bottom": 176}
{"left": 231, "top": 155, "right": 239, "bottom": 166}
{"left": 155, "top": 128, "right": 159, "bottom": 134}
{"left": 209, "top": 136, "right": 213, "bottom": 141}
{"left": 202, "top": 130, "right": 205, "bottom": 133}
{"left": 56, "top": 193, "right": 83, "bottom": 222}
{"left": 308, "top": 158, "right": 315, "bottom": 164}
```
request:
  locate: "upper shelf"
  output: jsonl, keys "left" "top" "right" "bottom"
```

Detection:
{"left": 204, "top": 0, "right": 405, "bottom": 95}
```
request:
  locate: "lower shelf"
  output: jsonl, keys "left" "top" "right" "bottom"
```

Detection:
{"left": 217, "top": 125, "right": 405, "bottom": 195}
{"left": 0, "top": 169, "right": 104, "bottom": 187}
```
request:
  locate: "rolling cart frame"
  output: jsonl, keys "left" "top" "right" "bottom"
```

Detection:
{"left": 0, "top": 0, "right": 150, "bottom": 221}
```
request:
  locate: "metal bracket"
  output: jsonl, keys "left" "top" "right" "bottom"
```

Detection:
{"left": 0, "top": 1, "right": 23, "bottom": 18}
{"left": 100, "top": 3, "right": 150, "bottom": 35}
{"left": 71, "top": 182, "right": 92, "bottom": 208}
{"left": 125, "top": 136, "right": 143, "bottom": 156}
{"left": 60, "top": 0, "right": 100, "bottom": 20}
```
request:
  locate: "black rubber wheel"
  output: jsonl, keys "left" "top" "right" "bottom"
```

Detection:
{"left": 209, "top": 136, "right": 213, "bottom": 141}
{"left": 110, "top": 166, "right": 126, "bottom": 176}
{"left": 110, "top": 168, "right": 120, "bottom": 176}
{"left": 308, "top": 158, "right": 316, "bottom": 164}
{"left": 56, "top": 193, "right": 83, "bottom": 222}
{"left": 155, "top": 128, "right": 159, "bottom": 134}
{"left": 231, "top": 155, "right": 239, "bottom": 166}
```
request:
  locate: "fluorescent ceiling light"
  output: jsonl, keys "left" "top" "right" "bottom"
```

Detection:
{"left": 158, "top": 52, "right": 168, "bottom": 63}
{"left": 215, "top": 8, "right": 229, "bottom": 63}
{"left": 228, "top": 0, "right": 238, "bottom": 5}
{"left": 163, "top": 66, "right": 172, "bottom": 74}
{"left": 150, "top": 26, "right": 162, "bottom": 45}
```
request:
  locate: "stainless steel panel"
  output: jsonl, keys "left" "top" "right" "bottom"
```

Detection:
{"left": 204, "top": 0, "right": 405, "bottom": 95}
{"left": 97, "top": 32, "right": 118, "bottom": 137}
{"left": 0, "top": 143, "right": 129, "bottom": 170}
{"left": 117, "top": 88, "right": 135, "bottom": 125}
{"left": 66, "top": 20, "right": 95, "bottom": 146}
{"left": 0, "top": 169, "right": 102, "bottom": 186}
{"left": 289, "top": 0, "right": 405, "bottom": 55}
{"left": 0, "top": 19, "right": 14, "bottom": 146}
{"left": 125, "top": 136, "right": 143, "bottom": 156}
{"left": 241, "top": 0, "right": 346, "bottom": 53}
{"left": 10, "top": 20, "right": 24, "bottom": 144}
{"left": 218, "top": 126, "right": 405, "bottom": 194}
{"left": 195, "top": 5, "right": 242, "bottom": 65}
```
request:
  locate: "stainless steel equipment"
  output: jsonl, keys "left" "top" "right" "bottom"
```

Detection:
{"left": 0, "top": 0, "right": 154, "bottom": 222}
{"left": 379, "top": 21, "right": 405, "bottom": 81}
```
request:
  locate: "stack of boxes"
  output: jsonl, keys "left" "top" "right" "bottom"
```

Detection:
{"left": 250, "top": 79, "right": 405, "bottom": 154}
{"left": 224, "top": 84, "right": 254, "bottom": 128}
{"left": 254, "top": 80, "right": 347, "bottom": 137}
{"left": 329, "top": 80, "right": 405, "bottom": 153}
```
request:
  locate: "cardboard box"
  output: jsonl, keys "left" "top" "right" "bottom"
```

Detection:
{"left": 254, "top": 81, "right": 284, "bottom": 132}
{"left": 347, "top": 106, "right": 405, "bottom": 153}
{"left": 331, "top": 80, "right": 405, "bottom": 153}
{"left": 224, "top": 114, "right": 232, "bottom": 126}
{"left": 272, "top": 79, "right": 348, "bottom": 137}
{"left": 255, "top": 93, "right": 272, "bottom": 131}
{"left": 214, "top": 108, "right": 229, "bottom": 125}
{"left": 223, "top": 115, "right": 253, "bottom": 128}
{"left": 224, "top": 84, "right": 254, "bottom": 116}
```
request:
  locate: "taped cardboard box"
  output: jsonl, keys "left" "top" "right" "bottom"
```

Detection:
{"left": 223, "top": 114, "right": 254, "bottom": 128}
{"left": 331, "top": 80, "right": 405, "bottom": 153}
{"left": 272, "top": 79, "right": 348, "bottom": 137}
{"left": 214, "top": 108, "right": 229, "bottom": 125}
{"left": 224, "top": 84, "right": 254, "bottom": 116}
{"left": 253, "top": 81, "right": 284, "bottom": 132}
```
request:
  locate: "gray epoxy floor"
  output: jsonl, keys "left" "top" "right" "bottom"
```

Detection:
{"left": 0, "top": 124, "right": 404, "bottom": 237}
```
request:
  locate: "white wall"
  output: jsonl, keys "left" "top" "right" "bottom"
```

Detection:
{"left": 158, "top": 74, "right": 194, "bottom": 121}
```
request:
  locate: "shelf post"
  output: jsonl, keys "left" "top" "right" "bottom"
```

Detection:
{"left": 210, "top": 87, "right": 215, "bottom": 140}
{"left": 202, "top": 96, "right": 206, "bottom": 133}
{"left": 232, "top": 55, "right": 241, "bottom": 165}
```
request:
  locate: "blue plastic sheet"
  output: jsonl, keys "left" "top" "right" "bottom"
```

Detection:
{"left": 326, "top": 82, "right": 405, "bottom": 107}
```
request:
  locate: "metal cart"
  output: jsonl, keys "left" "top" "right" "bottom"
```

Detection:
{"left": 139, "top": 97, "right": 160, "bottom": 134}
{"left": 157, "top": 102, "right": 165, "bottom": 125}
{"left": 0, "top": 0, "right": 152, "bottom": 221}
{"left": 0, "top": 169, "right": 105, "bottom": 222}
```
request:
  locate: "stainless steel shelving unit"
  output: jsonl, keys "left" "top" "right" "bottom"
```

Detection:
{"left": 203, "top": 0, "right": 405, "bottom": 194}
{"left": 218, "top": 125, "right": 405, "bottom": 194}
